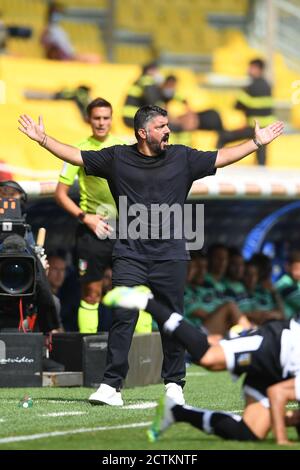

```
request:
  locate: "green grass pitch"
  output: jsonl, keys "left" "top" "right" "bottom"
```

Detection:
{"left": 0, "top": 366, "right": 299, "bottom": 450}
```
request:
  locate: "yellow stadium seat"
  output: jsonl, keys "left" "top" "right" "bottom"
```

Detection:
{"left": 192, "top": 130, "right": 219, "bottom": 151}
{"left": 59, "top": 21, "right": 105, "bottom": 58}
{"left": 59, "top": 0, "right": 107, "bottom": 7}
{"left": 268, "top": 135, "right": 300, "bottom": 168}
{"left": 0, "top": 53, "right": 298, "bottom": 174}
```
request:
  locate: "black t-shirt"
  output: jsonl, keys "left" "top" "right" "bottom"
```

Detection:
{"left": 82, "top": 144, "right": 217, "bottom": 260}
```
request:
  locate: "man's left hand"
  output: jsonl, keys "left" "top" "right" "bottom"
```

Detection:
{"left": 254, "top": 119, "right": 284, "bottom": 145}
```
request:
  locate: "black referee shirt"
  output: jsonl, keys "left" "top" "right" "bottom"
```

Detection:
{"left": 82, "top": 144, "right": 217, "bottom": 260}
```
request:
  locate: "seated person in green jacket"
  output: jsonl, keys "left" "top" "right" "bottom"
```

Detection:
{"left": 243, "top": 255, "right": 284, "bottom": 325}
{"left": 276, "top": 251, "right": 300, "bottom": 320}
{"left": 184, "top": 252, "right": 249, "bottom": 338}
{"left": 223, "top": 248, "right": 250, "bottom": 312}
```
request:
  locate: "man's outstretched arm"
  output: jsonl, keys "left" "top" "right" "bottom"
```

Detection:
{"left": 215, "top": 120, "right": 284, "bottom": 168}
{"left": 18, "top": 114, "right": 83, "bottom": 166}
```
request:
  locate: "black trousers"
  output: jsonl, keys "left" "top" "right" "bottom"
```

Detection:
{"left": 102, "top": 257, "right": 187, "bottom": 389}
{"left": 217, "top": 126, "right": 266, "bottom": 166}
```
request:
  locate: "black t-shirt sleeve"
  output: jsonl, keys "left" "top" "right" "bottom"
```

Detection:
{"left": 187, "top": 147, "right": 218, "bottom": 181}
{"left": 81, "top": 146, "right": 115, "bottom": 178}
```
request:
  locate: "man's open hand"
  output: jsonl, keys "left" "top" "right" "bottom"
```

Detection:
{"left": 254, "top": 119, "right": 284, "bottom": 145}
{"left": 18, "top": 114, "right": 45, "bottom": 144}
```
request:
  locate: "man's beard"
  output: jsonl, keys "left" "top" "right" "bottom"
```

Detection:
{"left": 146, "top": 134, "right": 168, "bottom": 154}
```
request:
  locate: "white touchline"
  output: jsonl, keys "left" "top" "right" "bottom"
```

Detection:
{"left": 122, "top": 402, "right": 157, "bottom": 410}
{"left": 0, "top": 421, "right": 152, "bottom": 444}
{"left": 4, "top": 399, "right": 80, "bottom": 404}
{"left": 39, "top": 412, "right": 86, "bottom": 417}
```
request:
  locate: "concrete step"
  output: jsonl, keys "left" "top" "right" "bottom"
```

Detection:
{"left": 43, "top": 371, "right": 83, "bottom": 387}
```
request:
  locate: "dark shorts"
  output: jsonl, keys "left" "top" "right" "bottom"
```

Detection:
{"left": 241, "top": 375, "right": 273, "bottom": 408}
{"left": 220, "top": 321, "right": 290, "bottom": 406}
{"left": 76, "top": 225, "right": 114, "bottom": 283}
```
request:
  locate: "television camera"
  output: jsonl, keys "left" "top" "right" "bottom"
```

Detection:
{"left": 0, "top": 197, "right": 37, "bottom": 297}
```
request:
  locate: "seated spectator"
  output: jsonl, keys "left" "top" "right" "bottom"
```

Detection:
{"left": 0, "top": 12, "right": 7, "bottom": 55}
{"left": 48, "top": 250, "right": 81, "bottom": 331}
{"left": 41, "top": 2, "right": 100, "bottom": 63}
{"left": 276, "top": 251, "right": 300, "bottom": 320}
{"left": 205, "top": 243, "right": 229, "bottom": 293}
{"left": 242, "top": 260, "right": 260, "bottom": 311}
{"left": 223, "top": 248, "right": 249, "bottom": 312}
{"left": 184, "top": 253, "right": 249, "bottom": 339}
{"left": 245, "top": 254, "right": 284, "bottom": 325}
{"left": 157, "top": 75, "right": 224, "bottom": 134}
{"left": 47, "top": 251, "right": 67, "bottom": 332}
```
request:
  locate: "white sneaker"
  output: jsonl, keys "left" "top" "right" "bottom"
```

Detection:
{"left": 89, "top": 384, "right": 124, "bottom": 406}
{"left": 147, "top": 395, "right": 176, "bottom": 442}
{"left": 165, "top": 383, "right": 185, "bottom": 405}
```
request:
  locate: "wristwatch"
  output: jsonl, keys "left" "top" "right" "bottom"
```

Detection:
{"left": 253, "top": 137, "right": 263, "bottom": 148}
{"left": 77, "top": 211, "right": 86, "bottom": 223}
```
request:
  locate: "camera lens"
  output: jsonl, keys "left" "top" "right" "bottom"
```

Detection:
{"left": 0, "top": 258, "right": 34, "bottom": 294}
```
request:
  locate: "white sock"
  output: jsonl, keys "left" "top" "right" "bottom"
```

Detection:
{"left": 163, "top": 312, "right": 183, "bottom": 333}
{"left": 134, "top": 292, "right": 150, "bottom": 310}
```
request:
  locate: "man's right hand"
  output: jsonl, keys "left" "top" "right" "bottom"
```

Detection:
{"left": 18, "top": 114, "right": 45, "bottom": 144}
{"left": 83, "top": 213, "right": 114, "bottom": 239}
{"left": 18, "top": 114, "right": 83, "bottom": 166}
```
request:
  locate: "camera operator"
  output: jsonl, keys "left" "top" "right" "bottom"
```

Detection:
{"left": 0, "top": 180, "right": 60, "bottom": 334}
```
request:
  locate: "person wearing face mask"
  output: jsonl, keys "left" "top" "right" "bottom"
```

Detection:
{"left": 40, "top": 1, "right": 100, "bottom": 63}
{"left": 158, "top": 75, "right": 224, "bottom": 134}
{"left": 122, "top": 62, "right": 163, "bottom": 129}
{"left": 40, "top": 2, "right": 74, "bottom": 61}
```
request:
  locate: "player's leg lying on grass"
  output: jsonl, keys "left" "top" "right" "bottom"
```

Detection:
{"left": 103, "top": 286, "right": 233, "bottom": 369}
{"left": 148, "top": 394, "right": 270, "bottom": 443}
{"left": 155, "top": 383, "right": 300, "bottom": 445}
{"left": 105, "top": 288, "right": 300, "bottom": 444}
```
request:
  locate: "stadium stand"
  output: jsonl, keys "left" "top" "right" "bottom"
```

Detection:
{"left": 0, "top": 0, "right": 299, "bottom": 190}
{"left": 59, "top": 20, "right": 105, "bottom": 59}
